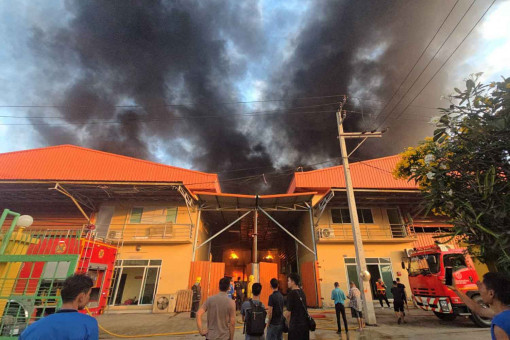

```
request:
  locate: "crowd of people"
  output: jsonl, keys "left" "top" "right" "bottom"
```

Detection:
{"left": 15, "top": 271, "right": 510, "bottom": 340}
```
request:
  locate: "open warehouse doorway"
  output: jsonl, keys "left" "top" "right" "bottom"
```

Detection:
{"left": 189, "top": 193, "right": 322, "bottom": 307}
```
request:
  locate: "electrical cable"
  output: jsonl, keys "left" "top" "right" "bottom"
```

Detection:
{"left": 373, "top": 0, "right": 460, "bottom": 121}
{"left": 0, "top": 95, "right": 348, "bottom": 109}
{"left": 376, "top": 0, "right": 477, "bottom": 127}
{"left": 387, "top": 0, "right": 497, "bottom": 124}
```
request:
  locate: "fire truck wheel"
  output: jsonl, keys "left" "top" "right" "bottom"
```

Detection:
{"left": 469, "top": 295, "right": 492, "bottom": 328}
{"left": 433, "top": 312, "right": 457, "bottom": 321}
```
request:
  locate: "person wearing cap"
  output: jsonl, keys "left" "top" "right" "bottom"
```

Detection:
{"left": 191, "top": 277, "right": 202, "bottom": 318}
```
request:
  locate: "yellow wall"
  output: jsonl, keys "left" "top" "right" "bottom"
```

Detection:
{"left": 195, "top": 219, "right": 210, "bottom": 261}
{"left": 317, "top": 207, "right": 400, "bottom": 239}
{"left": 101, "top": 201, "right": 209, "bottom": 297}
{"left": 119, "top": 243, "right": 193, "bottom": 295}
{"left": 317, "top": 242, "right": 413, "bottom": 308}
{"left": 296, "top": 213, "right": 316, "bottom": 264}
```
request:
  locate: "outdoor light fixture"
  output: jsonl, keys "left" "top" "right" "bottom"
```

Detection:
{"left": 264, "top": 254, "right": 274, "bottom": 261}
{"left": 136, "top": 245, "right": 142, "bottom": 252}
{"left": 17, "top": 215, "right": 34, "bottom": 228}
{"left": 229, "top": 252, "right": 239, "bottom": 260}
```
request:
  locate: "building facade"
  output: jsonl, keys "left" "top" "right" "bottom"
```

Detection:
{"left": 1, "top": 146, "right": 475, "bottom": 313}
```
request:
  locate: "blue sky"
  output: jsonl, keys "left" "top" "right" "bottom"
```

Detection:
{"left": 0, "top": 0, "right": 509, "bottom": 172}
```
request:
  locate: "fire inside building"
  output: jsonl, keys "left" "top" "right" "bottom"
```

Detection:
{"left": 0, "top": 145, "right": 486, "bottom": 335}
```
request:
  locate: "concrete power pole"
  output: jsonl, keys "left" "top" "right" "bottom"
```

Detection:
{"left": 336, "top": 97, "right": 382, "bottom": 325}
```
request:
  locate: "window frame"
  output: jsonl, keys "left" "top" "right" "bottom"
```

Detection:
{"left": 330, "top": 208, "right": 374, "bottom": 224}
{"left": 129, "top": 207, "right": 144, "bottom": 224}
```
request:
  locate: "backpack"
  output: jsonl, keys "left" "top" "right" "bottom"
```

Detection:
{"left": 244, "top": 299, "right": 267, "bottom": 336}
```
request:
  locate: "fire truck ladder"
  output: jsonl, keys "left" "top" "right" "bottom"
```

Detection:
{"left": 76, "top": 229, "right": 96, "bottom": 274}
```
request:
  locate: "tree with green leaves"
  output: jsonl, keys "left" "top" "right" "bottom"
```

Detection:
{"left": 394, "top": 73, "right": 510, "bottom": 272}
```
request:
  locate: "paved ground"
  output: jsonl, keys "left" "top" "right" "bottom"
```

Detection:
{"left": 97, "top": 305, "right": 491, "bottom": 339}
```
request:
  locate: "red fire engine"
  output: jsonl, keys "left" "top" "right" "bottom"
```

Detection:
{"left": 404, "top": 244, "right": 491, "bottom": 327}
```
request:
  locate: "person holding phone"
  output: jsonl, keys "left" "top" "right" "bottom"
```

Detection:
{"left": 448, "top": 272, "right": 510, "bottom": 340}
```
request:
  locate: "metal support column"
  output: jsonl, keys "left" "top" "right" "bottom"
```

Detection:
{"left": 308, "top": 206, "right": 319, "bottom": 307}
{"left": 191, "top": 209, "right": 202, "bottom": 261}
{"left": 252, "top": 207, "right": 259, "bottom": 282}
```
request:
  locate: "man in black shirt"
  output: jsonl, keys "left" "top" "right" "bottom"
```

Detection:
{"left": 266, "top": 278, "right": 284, "bottom": 340}
{"left": 390, "top": 281, "right": 405, "bottom": 324}
{"left": 285, "top": 273, "right": 309, "bottom": 340}
{"left": 396, "top": 278, "right": 408, "bottom": 308}
{"left": 235, "top": 277, "right": 244, "bottom": 310}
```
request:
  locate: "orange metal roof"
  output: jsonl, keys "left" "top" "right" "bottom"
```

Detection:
{"left": 289, "top": 155, "right": 418, "bottom": 192}
{"left": 0, "top": 145, "right": 220, "bottom": 192}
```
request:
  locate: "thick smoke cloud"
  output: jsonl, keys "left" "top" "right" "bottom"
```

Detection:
{"left": 255, "top": 0, "right": 458, "bottom": 169}
{"left": 28, "top": 0, "right": 464, "bottom": 193}
{"left": 29, "top": 0, "right": 273, "bottom": 193}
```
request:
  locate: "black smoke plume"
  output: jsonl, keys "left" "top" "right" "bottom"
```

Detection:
{"left": 28, "top": 0, "right": 463, "bottom": 193}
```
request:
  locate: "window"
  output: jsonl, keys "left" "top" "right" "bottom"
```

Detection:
{"left": 166, "top": 207, "right": 178, "bottom": 223}
{"left": 409, "top": 254, "right": 440, "bottom": 276}
{"left": 109, "top": 259, "right": 162, "bottom": 307}
{"left": 130, "top": 207, "right": 143, "bottom": 223}
{"left": 331, "top": 208, "right": 373, "bottom": 224}
{"left": 443, "top": 254, "right": 467, "bottom": 271}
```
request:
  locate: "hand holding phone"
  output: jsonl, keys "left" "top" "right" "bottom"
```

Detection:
{"left": 445, "top": 266, "right": 453, "bottom": 286}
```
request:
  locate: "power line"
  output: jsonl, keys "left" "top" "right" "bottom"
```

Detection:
{"left": 376, "top": 0, "right": 477, "bottom": 127}
{"left": 0, "top": 95, "right": 349, "bottom": 109}
{"left": 373, "top": 0, "right": 460, "bottom": 121}
{"left": 386, "top": 0, "right": 497, "bottom": 125}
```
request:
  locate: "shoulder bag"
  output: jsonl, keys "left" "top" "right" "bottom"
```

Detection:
{"left": 297, "top": 290, "right": 316, "bottom": 332}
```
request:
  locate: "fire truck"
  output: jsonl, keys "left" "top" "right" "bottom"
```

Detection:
{"left": 404, "top": 244, "right": 491, "bottom": 327}
{"left": 0, "top": 209, "right": 117, "bottom": 337}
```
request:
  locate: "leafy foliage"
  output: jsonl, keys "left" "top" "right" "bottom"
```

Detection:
{"left": 394, "top": 74, "right": 510, "bottom": 271}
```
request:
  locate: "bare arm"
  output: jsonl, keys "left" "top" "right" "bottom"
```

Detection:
{"left": 267, "top": 305, "right": 273, "bottom": 324}
{"left": 448, "top": 285, "right": 495, "bottom": 319}
{"left": 229, "top": 300, "right": 236, "bottom": 340}
{"left": 284, "top": 310, "right": 291, "bottom": 322}
{"left": 494, "top": 326, "right": 510, "bottom": 340}
{"left": 196, "top": 305, "right": 207, "bottom": 336}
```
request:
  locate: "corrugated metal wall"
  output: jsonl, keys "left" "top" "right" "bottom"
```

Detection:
{"left": 300, "top": 261, "right": 322, "bottom": 307}
{"left": 259, "top": 262, "right": 278, "bottom": 306}
{"left": 188, "top": 261, "right": 225, "bottom": 304}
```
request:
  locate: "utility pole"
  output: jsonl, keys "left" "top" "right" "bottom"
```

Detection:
{"left": 336, "top": 96, "right": 382, "bottom": 325}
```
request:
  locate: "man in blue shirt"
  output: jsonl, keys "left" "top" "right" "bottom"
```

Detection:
{"left": 20, "top": 274, "right": 98, "bottom": 340}
{"left": 449, "top": 272, "right": 510, "bottom": 340}
{"left": 331, "top": 282, "right": 348, "bottom": 334}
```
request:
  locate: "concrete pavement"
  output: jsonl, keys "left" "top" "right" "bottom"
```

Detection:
{"left": 98, "top": 305, "right": 491, "bottom": 339}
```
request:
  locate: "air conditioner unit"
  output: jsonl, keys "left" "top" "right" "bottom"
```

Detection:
{"left": 404, "top": 248, "right": 414, "bottom": 257}
{"left": 320, "top": 228, "right": 335, "bottom": 239}
{"left": 108, "top": 231, "right": 121, "bottom": 239}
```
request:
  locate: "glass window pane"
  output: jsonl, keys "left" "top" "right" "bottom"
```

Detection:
{"left": 346, "top": 265, "right": 359, "bottom": 289}
{"left": 344, "top": 258, "right": 356, "bottom": 264}
{"left": 360, "top": 209, "right": 374, "bottom": 223}
{"left": 166, "top": 207, "right": 178, "bottom": 223}
{"left": 149, "top": 260, "right": 162, "bottom": 266}
{"left": 379, "top": 258, "right": 391, "bottom": 263}
{"left": 340, "top": 209, "right": 351, "bottom": 224}
{"left": 117, "top": 267, "right": 144, "bottom": 305}
{"left": 331, "top": 209, "right": 342, "bottom": 223}
{"left": 123, "top": 260, "right": 149, "bottom": 266}
{"left": 115, "top": 260, "right": 122, "bottom": 266}
{"left": 130, "top": 207, "right": 143, "bottom": 223}
{"left": 140, "top": 268, "right": 159, "bottom": 305}
{"left": 380, "top": 265, "right": 394, "bottom": 298}
{"left": 387, "top": 209, "right": 401, "bottom": 225}
{"left": 366, "top": 258, "right": 378, "bottom": 263}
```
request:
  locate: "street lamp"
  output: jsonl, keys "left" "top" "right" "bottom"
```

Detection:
{"left": 17, "top": 215, "right": 33, "bottom": 228}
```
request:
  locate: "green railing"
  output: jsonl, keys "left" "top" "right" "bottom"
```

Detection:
{"left": 0, "top": 209, "right": 80, "bottom": 339}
